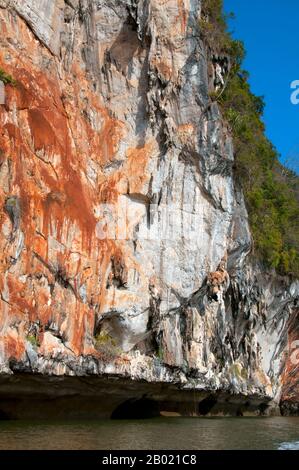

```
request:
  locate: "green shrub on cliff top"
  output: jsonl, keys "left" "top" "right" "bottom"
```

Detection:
{"left": 200, "top": 0, "right": 299, "bottom": 277}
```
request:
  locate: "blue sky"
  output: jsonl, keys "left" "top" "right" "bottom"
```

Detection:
{"left": 224, "top": 0, "right": 299, "bottom": 171}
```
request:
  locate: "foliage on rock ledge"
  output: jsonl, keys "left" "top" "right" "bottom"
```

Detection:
{"left": 94, "top": 330, "right": 121, "bottom": 361}
{"left": 0, "top": 68, "right": 16, "bottom": 86}
{"left": 201, "top": 0, "right": 299, "bottom": 276}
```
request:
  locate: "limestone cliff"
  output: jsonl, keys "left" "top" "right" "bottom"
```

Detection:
{"left": 0, "top": 0, "right": 298, "bottom": 418}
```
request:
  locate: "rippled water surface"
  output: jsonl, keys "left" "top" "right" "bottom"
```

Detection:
{"left": 0, "top": 417, "right": 298, "bottom": 450}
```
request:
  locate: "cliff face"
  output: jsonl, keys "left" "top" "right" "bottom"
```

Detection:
{"left": 280, "top": 308, "right": 299, "bottom": 415}
{"left": 0, "top": 0, "right": 298, "bottom": 417}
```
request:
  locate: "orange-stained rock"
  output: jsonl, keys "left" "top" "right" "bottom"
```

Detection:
{"left": 280, "top": 309, "right": 299, "bottom": 415}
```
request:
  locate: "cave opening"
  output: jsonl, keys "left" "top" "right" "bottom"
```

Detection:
{"left": 111, "top": 397, "right": 160, "bottom": 420}
{"left": 0, "top": 409, "right": 10, "bottom": 420}
{"left": 197, "top": 396, "right": 218, "bottom": 415}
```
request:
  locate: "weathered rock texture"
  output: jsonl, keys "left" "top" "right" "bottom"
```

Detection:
{"left": 0, "top": 0, "right": 298, "bottom": 417}
{"left": 280, "top": 308, "right": 299, "bottom": 416}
